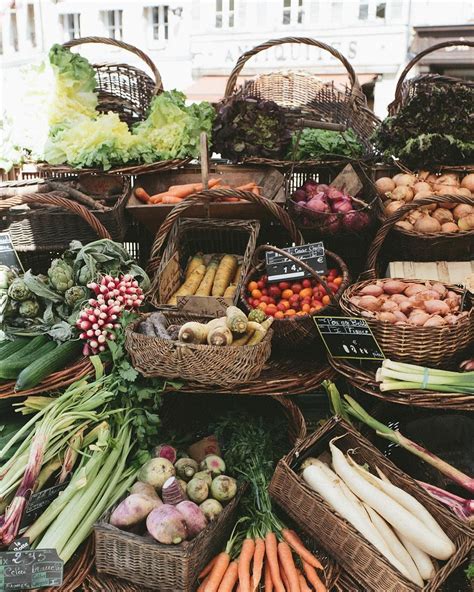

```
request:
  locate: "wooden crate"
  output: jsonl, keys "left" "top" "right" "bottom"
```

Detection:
{"left": 387, "top": 260, "right": 474, "bottom": 288}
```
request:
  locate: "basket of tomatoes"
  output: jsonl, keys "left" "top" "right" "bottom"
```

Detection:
{"left": 241, "top": 244, "right": 350, "bottom": 349}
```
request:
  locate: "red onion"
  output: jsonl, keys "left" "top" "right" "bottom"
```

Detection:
{"left": 326, "top": 187, "right": 346, "bottom": 201}
{"left": 292, "top": 189, "right": 306, "bottom": 203}
{"left": 320, "top": 214, "right": 342, "bottom": 234}
{"left": 305, "top": 198, "right": 331, "bottom": 214}
{"left": 302, "top": 179, "right": 318, "bottom": 192}
{"left": 343, "top": 210, "right": 371, "bottom": 232}
{"left": 331, "top": 198, "right": 353, "bottom": 214}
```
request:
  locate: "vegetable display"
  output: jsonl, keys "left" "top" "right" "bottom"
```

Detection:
{"left": 290, "top": 128, "right": 364, "bottom": 161}
{"left": 376, "top": 170, "right": 474, "bottom": 232}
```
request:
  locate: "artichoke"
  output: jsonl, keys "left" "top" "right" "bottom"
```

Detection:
{"left": 48, "top": 259, "right": 74, "bottom": 293}
{"left": 8, "top": 278, "right": 33, "bottom": 302}
{"left": 3, "top": 299, "right": 19, "bottom": 319}
{"left": 65, "top": 285, "right": 89, "bottom": 308}
{"left": 0, "top": 266, "right": 15, "bottom": 291}
{"left": 19, "top": 299, "right": 40, "bottom": 318}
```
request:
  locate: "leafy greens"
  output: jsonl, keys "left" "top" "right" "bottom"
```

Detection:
{"left": 289, "top": 127, "right": 365, "bottom": 160}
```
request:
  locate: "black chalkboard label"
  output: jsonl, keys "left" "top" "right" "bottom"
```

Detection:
{"left": 265, "top": 242, "right": 327, "bottom": 282}
{"left": 314, "top": 316, "right": 385, "bottom": 361}
{"left": 0, "top": 233, "right": 23, "bottom": 272}
{"left": 0, "top": 548, "right": 63, "bottom": 590}
{"left": 20, "top": 481, "right": 69, "bottom": 530}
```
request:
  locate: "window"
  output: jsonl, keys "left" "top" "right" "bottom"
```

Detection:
{"left": 376, "top": 2, "right": 386, "bottom": 19}
{"left": 150, "top": 6, "right": 169, "bottom": 41}
{"left": 389, "top": 0, "right": 403, "bottom": 20}
{"left": 331, "top": 1, "right": 343, "bottom": 21}
{"left": 358, "top": 1, "right": 369, "bottom": 20}
{"left": 26, "top": 4, "right": 36, "bottom": 47}
{"left": 10, "top": 10, "right": 19, "bottom": 52}
{"left": 215, "top": 0, "right": 234, "bottom": 29}
{"left": 60, "top": 14, "right": 81, "bottom": 41}
{"left": 102, "top": 10, "right": 123, "bottom": 40}
{"left": 283, "top": 0, "right": 303, "bottom": 25}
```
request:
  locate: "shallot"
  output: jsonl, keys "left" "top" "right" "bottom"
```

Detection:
{"left": 382, "top": 280, "right": 406, "bottom": 295}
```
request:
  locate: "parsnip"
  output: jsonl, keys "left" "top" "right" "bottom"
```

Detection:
{"left": 207, "top": 325, "right": 233, "bottom": 346}
{"left": 232, "top": 264, "right": 242, "bottom": 285}
{"left": 195, "top": 258, "right": 219, "bottom": 297}
{"left": 185, "top": 254, "right": 204, "bottom": 279}
{"left": 168, "top": 265, "right": 206, "bottom": 305}
{"left": 223, "top": 285, "right": 237, "bottom": 299}
{"left": 226, "top": 306, "right": 248, "bottom": 334}
{"left": 212, "top": 255, "right": 238, "bottom": 297}
{"left": 178, "top": 322, "right": 208, "bottom": 344}
{"left": 206, "top": 317, "right": 227, "bottom": 331}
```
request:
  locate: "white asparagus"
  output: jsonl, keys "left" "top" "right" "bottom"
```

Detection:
{"left": 375, "top": 467, "right": 454, "bottom": 549}
{"left": 302, "top": 464, "right": 412, "bottom": 580}
{"left": 329, "top": 440, "right": 454, "bottom": 560}
{"left": 396, "top": 531, "right": 436, "bottom": 581}
{"left": 363, "top": 503, "right": 424, "bottom": 586}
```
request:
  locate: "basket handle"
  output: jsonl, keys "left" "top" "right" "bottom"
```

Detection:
{"left": 224, "top": 36, "right": 363, "bottom": 102}
{"left": 365, "top": 193, "right": 474, "bottom": 276}
{"left": 252, "top": 244, "right": 338, "bottom": 307}
{"left": 147, "top": 188, "right": 304, "bottom": 275}
{"left": 272, "top": 395, "right": 307, "bottom": 446}
{"left": 392, "top": 40, "right": 474, "bottom": 108}
{"left": 63, "top": 37, "right": 163, "bottom": 95}
{"left": 4, "top": 191, "right": 112, "bottom": 240}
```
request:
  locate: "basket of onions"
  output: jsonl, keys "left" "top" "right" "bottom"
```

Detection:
{"left": 374, "top": 169, "right": 474, "bottom": 261}
{"left": 288, "top": 179, "right": 377, "bottom": 235}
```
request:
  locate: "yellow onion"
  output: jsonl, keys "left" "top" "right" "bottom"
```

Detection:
{"left": 394, "top": 173, "right": 416, "bottom": 187}
{"left": 453, "top": 204, "right": 474, "bottom": 221}
{"left": 385, "top": 201, "right": 404, "bottom": 216}
{"left": 375, "top": 177, "right": 395, "bottom": 195}
{"left": 414, "top": 215, "right": 441, "bottom": 233}
{"left": 460, "top": 173, "right": 474, "bottom": 192}
{"left": 391, "top": 186, "right": 414, "bottom": 202}
{"left": 432, "top": 208, "right": 454, "bottom": 225}
{"left": 458, "top": 213, "right": 474, "bottom": 231}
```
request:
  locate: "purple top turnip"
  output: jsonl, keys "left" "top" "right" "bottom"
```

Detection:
{"left": 162, "top": 477, "right": 187, "bottom": 506}
{"left": 199, "top": 455, "right": 226, "bottom": 477}
{"left": 110, "top": 494, "right": 161, "bottom": 529}
{"left": 146, "top": 505, "right": 188, "bottom": 544}
{"left": 138, "top": 457, "right": 175, "bottom": 492}
{"left": 210, "top": 475, "right": 237, "bottom": 503}
{"left": 153, "top": 443, "right": 177, "bottom": 465}
{"left": 200, "top": 499, "right": 223, "bottom": 522}
{"left": 175, "top": 501, "right": 208, "bottom": 538}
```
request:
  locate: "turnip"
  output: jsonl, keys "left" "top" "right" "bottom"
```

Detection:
{"left": 200, "top": 499, "right": 223, "bottom": 522}
{"left": 130, "top": 481, "right": 161, "bottom": 500}
{"left": 162, "top": 477, "right": 186, "bottom": 505}
{"left": 193, "top": 470, "right": 213, "bottom": 486}
{"left": 139, "top": 458, "right": 175, "bottom": 492}
{"left": 175, "top": 458, "right": 199, "bottom": 481}
{"left": 343, "top": 210, "right": 370, "bottom": 232}
{"left": 153, "top": 443, "right": 177, "bottom": 464}
{"left": 110, "top": 494, "right": 160, "bottom": 529}
{"left": 146, "top": 504, "right": 187, "bottom": 544}
{"left": 210, "top": 475, "right": 237, "bottom": 503}
{"left": 176, "top": 501, "right": 208, "bottom": 538}
{"left": 186, "top": 478, "right": 209, "bottom": 503}
{"left": 199, "top": 455, "right": 226, "bottom": 477}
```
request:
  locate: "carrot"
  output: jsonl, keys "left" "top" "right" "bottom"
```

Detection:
{"left": 278, "top": 542, "right": 300, "bottom": 592}
{"left": 134, "top": 187, "right": 151, "bottom": 203}
{"left": 162, "top": 194, "right": 184, "bottom": 204}
{"left": 167, "top": 182, "right": 200, "bottom": 198}
{"left": 279, "top": 560, "right": 290, "bottom": 590}
{"left": 251, "top": 538, "right": 265, "bottom": 592}
{"left": 238, "top": 538, "right": 255, "bottom": 592}
{"left": 217, "top": 559, "right": 239, "bottom": 592}
{"left": 298, "top": 572, "right": 312, "bottom": 592}
{"left": 204, "top": 552, "right": 231, "bottom": 592}
{"left": 199, "top": 555, "right": 218, "bottom": 580}
{"left": 302, "top": 561, "right": 327, "bottom": 592}
{"left": 265, "top": 532, "right": 285, "bottom": 592}
{"left": 198, "top": 573, "right": 211, "bottom": 592}
{"left": 282, "top": 529, "right": 323, "bottom": 570}
{"left": 251, "top": 186, "right": 260, "bottom": 196}
{"left": 221, "top": 197, "right": 241, "bottom": 202}
{"left": 264, "top": 560, "right": 273, "bottom": 592}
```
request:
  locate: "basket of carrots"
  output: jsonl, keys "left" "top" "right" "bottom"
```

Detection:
{"left": 127, "top": 164, "right": 286, "bottom": 233}
{"left": 125, "top": 307, "right": 273, "bottom": 388}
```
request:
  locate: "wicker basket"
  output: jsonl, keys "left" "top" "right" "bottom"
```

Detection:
{"left": 221, "top": 36, "right": 380, "bottom": 165}
{"left": 340, "top": 277, "right": 473, "bottom": 367}
{"left": 269, "top": 416, "right": 473, "bottom": 592}
{"left": 39, "top": 37, "right": 190, "bottom": 176}
{"left": 241, "top": 244, "right": 350, "bottom": 350}
{"left": 126, "top": 312, "right": 272, "bottom": 388}
{"left": 1, "top": 174, "right": 130, "bottom": 246}
{"left": 329, "top": 356, "right": 474, "bottom": 411}
{"left": 388, "top": 40, "right": 474, "bottom": 116}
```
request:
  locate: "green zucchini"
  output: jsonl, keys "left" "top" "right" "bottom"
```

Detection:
{"left": 0, "top": 338, "right": 30, "bottom": 361}
{"left": 15, "top": 340, "right": 82, "bottom": 392}
{"left": 3, "top": 335, "right": 50, "bottom": 362}
{"left": 0, "top": 340, "right": 58, "bottom": 380}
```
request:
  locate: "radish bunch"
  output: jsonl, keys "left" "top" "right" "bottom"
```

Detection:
{"left": 77, "top": 274, "right": 144, "bottom": 355}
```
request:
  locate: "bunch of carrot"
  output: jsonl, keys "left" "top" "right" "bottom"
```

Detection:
{"left": 134, "top": 179, "right": 260, "bottom": 205}
{"left": 198, "top": 526, "right": 326, "bottom": 592}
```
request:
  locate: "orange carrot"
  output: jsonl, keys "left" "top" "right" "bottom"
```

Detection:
{"left": 235, "top": 182, "right": 256, "bottom": 191}
{"left": 167, "top": 178, "right": 221, "bottom": 198}
{"left": 279, "top": 560, "right": 290, "bottom": 590}
{"left": 238, "top": 538, "right": 255, "bottom": 592}
{"left": 282, "top": 529, "right": 323, "bottom": 570}
{"left": 278, "top": 542, "right": 300, "bottom": 592}
{"left": 217, "top": 560, "right": 239, "bottom": 592}
{"left": 222, "top": 197, "right": 240, "bottom": 202}
{"left": 204, "top": 552, "right": 231, "bottom": 592}
{"left": 162, "top": 195, "right": 184, "bottom": 204}
{"left": 149, "top": 191, "right": 179, "bottom": 204}
{"left": 198, "top": 573, "right": 211, "bottom": 592}
{"left": 264, "top": 561, "right": 273, "bottom": 592}
{"left": 298, "top": 571, "right": 312, "bottom": 592}
{"left": 265, "top": 532, "right": 285, "bottom": 592}
{"left": 134, "top": 187, "right": 151, "bottom": 203}
{"left": 251, "top": 538, "right": 265, "bottom": 591}
{"left": 199, "top": 555, "right": 218, "bottom": 580}
{"left": 302, "top": 560, "right": 327, "bottom": 592}
{"left": 251, "top": 186, "right": 260, "bottom": 196}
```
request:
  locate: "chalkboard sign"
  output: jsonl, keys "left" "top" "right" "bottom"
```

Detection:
{"left": 0, "top": 233, "right": 23, "bottom": 272}
{"left": 20, "top": 481, "right": 69, "bottom": 530}
{"left": 266, "top": 242, "right": 327, "bottom": 282}
{"left": 314, "top": 316, "right": 385, "bottom": 361}
{"left": 0, "top": 548, "right": 63, "bottom": 590}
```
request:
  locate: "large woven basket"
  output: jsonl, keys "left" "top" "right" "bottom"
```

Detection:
{"left": 40, "top": 37, "right": 189, "bottom": 176}
{"left": 269, "top": 416, "right": 473, "bottom": 592}
{"left": 340, "top": 277, "right": 473, "bottom": 367}
{"left": 241, "top": 244, "right": 350, "bottom": 350}
{"left": 125, "top": 312, "right": 272, "bottom": 388}
{"left": 1, "top": 174, "right": 130, "bottom": 246}
{"left": 221, "top": 36, "right": 380, "bottom": 165}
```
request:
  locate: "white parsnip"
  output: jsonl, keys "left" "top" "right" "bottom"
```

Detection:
{"left": 329, "top": 441, "right": 454, "bottom": 560}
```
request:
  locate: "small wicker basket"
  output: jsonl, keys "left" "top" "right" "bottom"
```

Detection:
{"left": 269, "top": 416, "right": 473, "bottom": 592}
{"left": 126, "top": 312, "right": 272, "bottom": 388}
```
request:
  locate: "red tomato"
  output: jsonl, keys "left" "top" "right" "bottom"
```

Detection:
{"left": 261, "top": 288, "right": 268, "bottom": 296}
{"left": 257, "top": 280, "right": 265, "bottom": 289}
{"left": 252, "top": 299, "right": 260, "bottom": 307}
{"left": 312, "top": 286, "right": 320, "bottom": 297}
{"left": 268, "top": 286, "right": 281, "bottom": 298}
{"left": 319, "top": 285, "right": 327, "bottom": 295}
{"left": 275, "top": 310, "right": 285, "bottom": 319}
{"left": 301, "top": 303, "right": 311, "bottom": 313}
{"left": 266, "top": 304, "right": 278, "bottom": 316}
{"left": 281, "top": 289, "right": 293, "bottom": 300}
{"left": 278, "top": 281, "right": 290, "bottom": 290}
{"left": 302, "top": 296, "right": 312, "bottom": 305}
{"left": 260, "top": 295, "right": 270, "bottom": 304}
{"left": 289, "top": 294, "right": 300, "bottom": 305}
{"left": 328, "top": 282, "right": 338, "bottom": 293}
{"left": 261, "top": 275, "right": 268, "bottom": 283}
{"left": 312, "top": 299, "right": 323, "bottom": 308}
{"left": 291, "top": 283, "right": 302, "bottom": 294}
{"left": 278, "top": 300, "right": 290, "bottom": 311}
{"left": 302, "top": 278, "right": 312, "bottom": 288}
{"left": 268, "top": 298, "right": 276, "bottom": 305}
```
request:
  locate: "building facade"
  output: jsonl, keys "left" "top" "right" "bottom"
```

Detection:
{"left": 1, "top": 0, "right": 473, "bottom": 119}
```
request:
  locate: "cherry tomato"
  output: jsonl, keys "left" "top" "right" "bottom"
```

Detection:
{"left": 291, "top": 283, "right": 302, "bottom": 294}
{"left": 257, "top": 280, "right": 265, "bottom": 290}
{"left": 275, "top": 310, "right": 285, "bottom": 319}
{"left": 258, "top": 302, "right": 267, "bottom": 311}
{"left": 268, "top": 286, "right": 281, "bottom": 298}
{"left": 281, "top": 289, "right": 293, "bottom": 300}
{"left": 302, "top": 279, "right": 312, "bottom": 288}
{"left": 260, "top": 295, "right": 270, "bottom": 304}
{"left": 251, "top": 289, "right": 262, "bottom": 299}
{"left": 278, "top": 281, "right": 290, "bottom": 290}
{"left": 248, "top": 281, "right": 258, "bottom": 292}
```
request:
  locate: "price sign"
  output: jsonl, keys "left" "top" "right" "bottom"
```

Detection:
{"left": 314, "top": 316, "right": 385, "bottom": 361}
{"left": 0, "top": 548, "right": 63, "bottom": 590}
{"left": 0, "top": 233, "right": 23, "bottom": 272}
{"left": 20, "top": 481, "right": 69, "bottom": 530}
{"left": 265, "top": 242, "right": 327, "bottom": 282}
